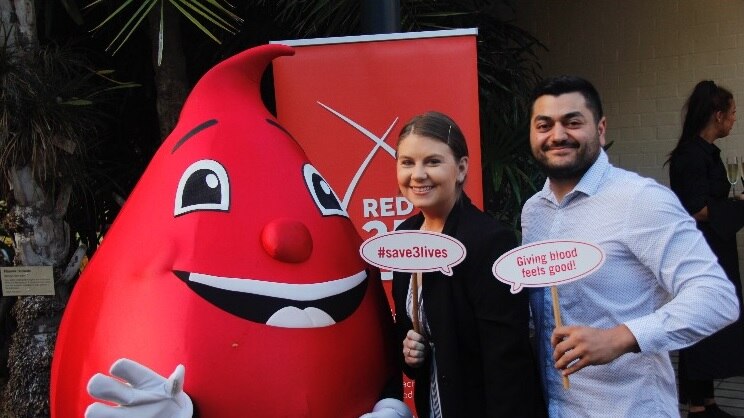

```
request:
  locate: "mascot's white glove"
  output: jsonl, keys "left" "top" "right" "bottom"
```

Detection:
{"left": 86, "top": 358, "right": 193, "bottom": 418}
{"left": 359, "top": 398, "right": 413, "bottom": 418}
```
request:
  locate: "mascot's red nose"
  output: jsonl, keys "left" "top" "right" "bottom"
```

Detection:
{"left": 260, "top": 218, "right": 313, "bottom": 263}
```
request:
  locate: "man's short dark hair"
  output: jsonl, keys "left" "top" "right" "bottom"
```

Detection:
{"left": 529, "top": 75, "right": 604, "bottom": 123}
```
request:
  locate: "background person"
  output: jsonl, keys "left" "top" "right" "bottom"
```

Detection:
{"left": 667, "top": 80, "right": 744, "bottom": 418}
{"left": 523, "top": 75, "right": 739, "bottom": 417}
{"left": 392, "top": 111, "right": 544, "bottom": 417}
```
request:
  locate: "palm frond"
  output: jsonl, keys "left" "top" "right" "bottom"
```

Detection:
{"left": 88, "top": 0, "right": 242, "bottom": 56}
{"left": 261, "top": 0, "right": 359, "bottom": 37}
{"left": 0, "top": 45, "right": 138, "bottom": 197}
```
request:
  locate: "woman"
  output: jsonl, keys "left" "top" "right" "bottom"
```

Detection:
{"left": 667, "top": 80, "right": 744, "bottom": 418}
{"left": 392, "top": 111, "right": 544, "bottom": 417}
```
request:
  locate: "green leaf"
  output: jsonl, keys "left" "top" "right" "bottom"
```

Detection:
{"left": 90, "top": 0, "right": 242, "bottom": 55}
{"left": 168, "top": 0, "right": 221, "bottom": 44}
{"left": 90, "top": 0, "right": 140, "bottom": 32}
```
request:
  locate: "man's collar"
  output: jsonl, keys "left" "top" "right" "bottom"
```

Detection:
{"left": 538, "top": 150, "right": 610, "bottom": 201}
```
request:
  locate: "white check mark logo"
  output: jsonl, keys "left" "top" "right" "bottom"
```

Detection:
{"left": 317, "top": 101, "right": 398, "bottom": 211}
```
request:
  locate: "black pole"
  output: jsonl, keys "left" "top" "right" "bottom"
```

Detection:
{"left": 360, "top": 0, "right": 401, "bottom": 35}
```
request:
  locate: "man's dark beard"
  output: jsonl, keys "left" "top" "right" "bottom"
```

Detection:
{"left": 541, "top": 159, "right": 593, "bottom": 180}
{"left": 537, "top": 146, "right": 600, "bottom": 181}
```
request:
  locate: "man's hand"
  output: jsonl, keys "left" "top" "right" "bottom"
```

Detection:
{"left": 551, "top": 324, "right": 639, "bottom": 377}
{"left": 86, "top": 358, "right": 193, "bottom": 418}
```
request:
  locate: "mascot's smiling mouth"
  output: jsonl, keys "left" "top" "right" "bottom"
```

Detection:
{"left": 173, "top": 270, "right": 368, "bottom": 328}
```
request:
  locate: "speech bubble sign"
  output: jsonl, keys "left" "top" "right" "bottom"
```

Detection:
{"left": 359, "top": 230, "right": 466, "bottom": 276}
{"left": 492, "top": 240, "right": 605, "bottom": 294}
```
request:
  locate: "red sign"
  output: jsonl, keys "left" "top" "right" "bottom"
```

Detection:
{"left": 272, "top": 29, "right": 481, "bottom": 416}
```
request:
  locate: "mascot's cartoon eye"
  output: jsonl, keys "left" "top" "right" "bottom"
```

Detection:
{"left": 303, "top": 164, "right": 348, "bottom": 217}
{"left": 174, "top": 159, "right": 230, "bottom": 216}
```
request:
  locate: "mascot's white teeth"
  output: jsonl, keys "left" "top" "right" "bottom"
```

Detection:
{"left": 173, "top": 268, "right": 369, "bottom": 327}
{"left": 266, "top": 307, "right": 335, "bottom": 328}
{"left": 187, "top": 270, "right": 367, "bottom": 301}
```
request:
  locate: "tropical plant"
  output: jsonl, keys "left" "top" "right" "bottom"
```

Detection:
{"left": 481, "top": 107, "right": 544, "bottom": 232}
{"left": 0, "top": 7, "right": 137, "bottom": 413}
{"left": 260, "top": 0, "right": 359, "bottom": 37}
{"left": 0, "top": 49, "right": 133, "bottom": 193}
{"left": 86, "top": 0, "right": 242, "bottom": 64}
{"left": 85, "top": 0, "right": 243, "bottom": 138}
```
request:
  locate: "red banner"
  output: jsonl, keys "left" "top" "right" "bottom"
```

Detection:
{"left": 272, "top": 29, "right": 481, "bottom": 416}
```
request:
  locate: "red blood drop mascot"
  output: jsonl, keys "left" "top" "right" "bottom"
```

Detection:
{"left": 50, "top": 44, "right": 407, "bottom": 418}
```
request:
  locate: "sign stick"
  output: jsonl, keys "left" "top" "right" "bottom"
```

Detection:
{"left": 551, "top": 285, "right": 570, "bottom": 389}
{"left": 411, "top": 272, "right": 422, "bottom": 334}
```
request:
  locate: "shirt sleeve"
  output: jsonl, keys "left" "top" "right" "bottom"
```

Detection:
{"left": 670, "top": 148, "right": 711, "bottom": 215}
{"left": 622, "top": 182, "right": 739, "bottom": 353}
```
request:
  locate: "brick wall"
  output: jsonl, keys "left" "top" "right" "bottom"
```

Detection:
{"left": 516, "top": 0, "right": 744, "bottom": 281}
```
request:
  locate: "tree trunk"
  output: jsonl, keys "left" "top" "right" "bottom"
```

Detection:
{"left": 148, "top": 3, "right": 189, "bottom": 140}
{"left": 0, "top": 167, "right": 84, "bottom": 418}
{"left": 1, "top": 297, "right": 64, "bottom": 418}
{"left": 0, "top": 0, "right": 39, "bottom": 53}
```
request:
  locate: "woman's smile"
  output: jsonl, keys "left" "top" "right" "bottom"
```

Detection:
{"left": 411, "top": 185, "right": 434, "bottom": 194}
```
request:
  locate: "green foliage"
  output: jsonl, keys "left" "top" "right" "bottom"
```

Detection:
{"left": 260, "top": 0, "right": 359, "bottom": 37}
{"left": 0, "top": 43, "right": 139, "bottom": 200}
{"left": 86, "top": 0, "right": 242, "bottom": 63}
{"left": 481, "top": 107, "right": 544, "bottom": 233}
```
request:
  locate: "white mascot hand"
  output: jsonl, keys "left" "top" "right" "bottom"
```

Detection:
{"left": 86, "top": 358, "right": 193, "bottom": 418}
{"left": 359, "top": 398, "right": 413, "bottom": 418}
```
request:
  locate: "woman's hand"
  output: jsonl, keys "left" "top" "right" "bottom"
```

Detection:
{"left": 402, "top": 329, "right": 428, "bottom": 368}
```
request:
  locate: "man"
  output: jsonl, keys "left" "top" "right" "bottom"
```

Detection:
{"left": 522, "top": 75, "right": 739, "bottom": 417}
